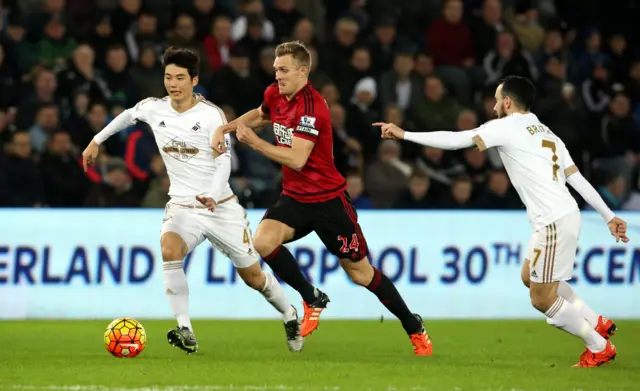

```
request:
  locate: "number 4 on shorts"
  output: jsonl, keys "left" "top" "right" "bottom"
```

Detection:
{"left": 338, "top": 234, "right": 359, "bottom": 253}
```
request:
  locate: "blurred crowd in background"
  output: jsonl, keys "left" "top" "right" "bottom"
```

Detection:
{"left": 1, "top": 0, "right": 640, "bottom": 211}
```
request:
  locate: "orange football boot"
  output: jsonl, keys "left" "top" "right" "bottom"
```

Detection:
{"left": 410, "top": 314, "right": 433, "bottom": 356}
{"left": 594, "top": 316, "right": 616, "bottom": 339}
{"left": 572, "top": 340, "right": 617, "bottom": 368}
{"left": 300, "top": 290, "right": 330, "bottom": 337}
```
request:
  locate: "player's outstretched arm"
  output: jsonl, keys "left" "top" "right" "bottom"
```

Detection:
{"left": 373, "top": 122, "right": 476, "bottom": 150}
{"left": 82, "top": 105, "right": 139, "bottom": 171}
{"left": 565, "top": 167, "right": 629, "bottom": 243}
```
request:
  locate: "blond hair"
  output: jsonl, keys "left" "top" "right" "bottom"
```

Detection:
{"left": 275, "top": 40, "right": 311, "bottom": 69}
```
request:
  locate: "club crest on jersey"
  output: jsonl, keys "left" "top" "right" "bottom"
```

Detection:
{"left": 191, "top": 122, "right": 202, "bottom": 132}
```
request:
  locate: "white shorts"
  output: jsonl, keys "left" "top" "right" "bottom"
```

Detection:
{"left": 160, "top": 197, "right": 258, "bottom": 269}
{"left": 527, "top": 211, "right": 581, "bottom": 283}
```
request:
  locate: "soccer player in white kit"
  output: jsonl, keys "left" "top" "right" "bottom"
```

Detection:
{"left": 82, "top": 47, "right": 303, "bottom": 354}
{"left": 374, "top": 76, "right": 629, "bottom": 368}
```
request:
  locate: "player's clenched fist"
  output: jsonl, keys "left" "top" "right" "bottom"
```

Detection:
{"left": 607, "top": 216, "right": 629, "bottom": 243}
{"left": 373, "top": 122, "right": 406, "bottom": 140}
{"left": 236, "top": 122, "right": 259, "bottom": 147}
{"left": 82, "top": 140, "right": 100, "bottom": 172}
{"left": 211, "top": 127, "right": 227, "bottom": 154}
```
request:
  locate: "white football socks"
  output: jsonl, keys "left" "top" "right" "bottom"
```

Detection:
{"left": 545, "top": 296, "right": 606, "bottom": 353}
{"left": 260, "top": 272, "right": 297, "bottom": 322}
{"left": 557, "top": 281, "right": 599, "bottom": 327}
{"left": 163, "top": 260, "right": 193, "bottom": 331}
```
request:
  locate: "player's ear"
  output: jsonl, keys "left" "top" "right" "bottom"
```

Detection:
{"left": 192, "top": 75, "right": 199, "bottom": 87}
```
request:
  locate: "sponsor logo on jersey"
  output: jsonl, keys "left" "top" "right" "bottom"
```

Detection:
{"left": 273, "top": 122, "right": 294, "bottom": 146}
{"left": 191, "top": 122, "right": 201, "bottom": 132}
{"left": 162, "top": 137, "right": 199, "bottom": 162}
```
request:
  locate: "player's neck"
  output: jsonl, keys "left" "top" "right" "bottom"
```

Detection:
{"left": 171, "top": 94, "right": 198, "bottom": 113}
{"left": 284, "top": 81, "right": 308, "bottom": 101}
{"left": 506, "top": 109, "right": 529, "bottom": 116}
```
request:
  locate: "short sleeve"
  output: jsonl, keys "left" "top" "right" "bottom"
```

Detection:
{"left": 260, "top": 84, "right": 277, "bottom": 114}
{"left": 472, "top": 120, "right": 509, "bottom": 151}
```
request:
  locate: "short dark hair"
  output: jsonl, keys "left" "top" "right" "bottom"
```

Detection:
{"left": 500, "top": 76, "right": 535, "bottom": 110}
{"left": 162, "top": 46, "right": 200, "bottom": 78}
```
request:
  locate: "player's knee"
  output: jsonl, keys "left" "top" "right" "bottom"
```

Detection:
{"left": 161, "top": 245, "right": 184, "bottom": 262}
{"left": 342, "top": 260, "right": 374, "bottom": 286}
{"left": 253, "top": 234, "right": 280, "bottom": 258}
{"left": 529, "top": 289, "right": 555, "bottom": 313}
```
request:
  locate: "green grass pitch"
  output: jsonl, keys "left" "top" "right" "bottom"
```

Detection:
{"left": 1, "top": 319, "right": 639, "bottom": 391}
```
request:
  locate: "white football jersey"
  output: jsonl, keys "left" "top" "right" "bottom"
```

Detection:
{"left": 118, "top": 97, "right": 233, "bottom": 205}
{"left": 474, "top": 112, "right": 579, "bottom": 230}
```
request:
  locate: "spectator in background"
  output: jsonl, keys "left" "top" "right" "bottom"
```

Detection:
{"left": 16, "top": 68, "right": 63, "bottom": 130}
{"left": 608, "top": 34, "right": 631, "bottom": 84}
{"left": 28, "top": 103, "right": 60, "bottom": 153}
{"left": 0, "top": 44, "right": 19, "bottom": 110}
{"left": 58, "top": 44, "right": 110, "bottom": 104}
{"left": 89, "top": 13, "right": 116, "bottom": 70}
{"left": 394, "top": 169, "right": 435, "bottom": 209}
{"left": 210, "top": 45, "right": 263, "bottom": 115}
{"left": 409, "top": 75, "right": 461, "bottom": 131}
{"left": 537, "top": 83, "right": 587, "bottom": 157}
{"left": 335, "top": 46, "right": 373, "bottom": 105}
{"left": 346, "top": 172, "right": 373, "bottom": 209}
{"left": 38, "top": 129, "right": 88, "bottom": 206}
{"left": 188, "top": 0, "right": 229, "bottom": 41}
{"left": 365, "top": 139, "right": 411, "bottom": 208}
{"left": 130, "top": 44, "right": 165, "bottom": 99}
{"left": 503, "top": 2, "right": 544, "bottom": 53}
{"left": 379, "top": 50, "right": 422, "bottom": 113}
{"left": 594, "top": 173, "right": 626, "bottom": 211}
{"left": 110, "top": 0, "right": 142, "bottom": 43}
{"left": 267, "top": 0, "right": 303, "bottom": 43}
{"left": 124, "top": 10, "right": 163, "bottom": 63}
{"left": 1, "top": 12, "right": 33, "bottom": 75}
{"left": 581, "top": 64, "right": 613, "bottom": 116}
{"left": 330, "top": 103, "right": 362, "bottom": 176}
{"left": 536, "top": 28, "right": 567, "bottom": 98}
{"left": 26, "top": 0, "right": 68, "bottom": 43}
{"left": 470, "top": 0, "right": 506, "bottom": 63}
{"left": 321, "top": 17, "right": 359, "bottom": 83}
{"left": 142, "top": 173, "right": 170, "bottom": 207}
{"left": 204, "top": 15, "right": 234, "bottom": 73}
{"left": 35, "top": 15, "right": 77, "bottom": 72}
{"left": 346, "top": 77, "right": 379, "bottom": 163}
{"left": 438, "top": 175, "right": 476, "bottom": 209}
{"left": 366, "top": 17, "right": 413, "bottom": 77}
{"left": 626, "top": 61, "right": 640, "bottom": 109}
{"left": 572, "top": 28, "right": 609, "bottom": 84}
{"left": 235, "top": 13, "right": 272, "bottom": 67}
{"left": 232, "top": 0, "right": 275, "bottom": 42}
{"left": 593, "top": 93, "right": 639, "bottom": 194}
{"left": 84, "top": 157, "right": 140, "bottom": 207}
{"left": 413, "top": 53, "right": 435, "bottom": 80}
{"left": 427, "top": 0, "right": 477, "bottom": 104}
{"left": 483, "top": 31, "right": 538, "bottom": 87}
{"left": 0, "top": 131, "right": 44, "bottom": 207}
{"left": 167, "top": 13, "right": 211, "bottom": 83}
{"left": 102, "top": 44, "right": 137, "bottom": 107}
{"left": 479, "top": 169, "right": 521, "bottom": 209}
{"left": 291, "top": 17, "right": 317, "bottom": 48}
